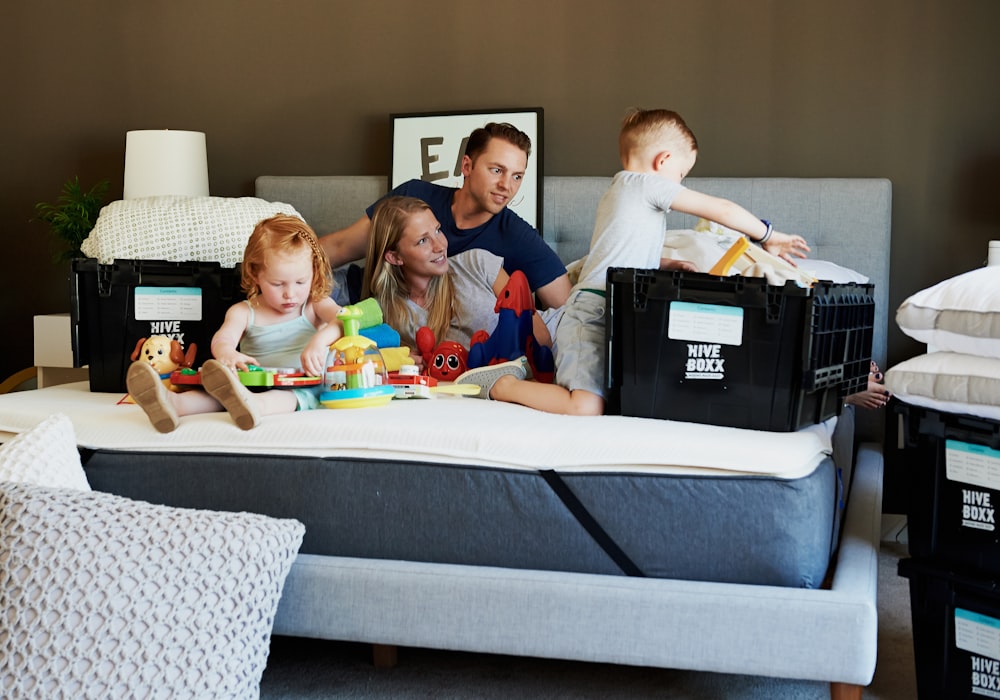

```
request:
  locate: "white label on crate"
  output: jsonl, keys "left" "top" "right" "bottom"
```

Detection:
{"left": 948, "top": 439, "right": 1000, "bottom": 494}
{"left": 667, "top": 301, "right": 744, "bottom": 346}
{"left": 957, "top": 608, "right": 1000, "bottom": 696}
{"left": 134, "top": 287, "right": 203, "bottom": 322}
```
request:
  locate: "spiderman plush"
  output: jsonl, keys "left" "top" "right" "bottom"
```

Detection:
{"left": 467, "top": 270, "right": 554, "bottom": 383}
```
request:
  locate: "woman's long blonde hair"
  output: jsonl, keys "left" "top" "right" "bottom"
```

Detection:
{"left": 362, "top": 196, "right": 458, "bottom": 344}
{"left": 242, "top": 214, "right": 333, "bottom": 303}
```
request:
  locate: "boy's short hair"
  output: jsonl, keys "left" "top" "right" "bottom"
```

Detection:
{"left": 465, "top": 122, "right": 532, "bottom": 161}
{"left": 619, "top": 109, "right": 698, "bottom": 161}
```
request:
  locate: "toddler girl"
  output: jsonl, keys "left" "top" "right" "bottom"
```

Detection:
{"left": 127, "top": 214, "right": 344, "bottom": 432}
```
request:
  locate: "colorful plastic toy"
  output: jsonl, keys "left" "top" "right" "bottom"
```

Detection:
{"left": 319, "top": 301, "right": 395, "bottom": 409}
{"left": 467, "top": 270, "right": 554, "bottom": 383}
{"left": 169, "top": 365, "right": 322, "bottom": 388}
{"left": 387, "top": 365, "right": 480, "bottom": 399}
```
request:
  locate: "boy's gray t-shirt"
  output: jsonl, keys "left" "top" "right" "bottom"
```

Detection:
{"left": 575, "top": 171, "right": 685, "bottom": 291}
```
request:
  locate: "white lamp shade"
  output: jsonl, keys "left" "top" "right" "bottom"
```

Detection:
{"left": 123, "top": 129, "right": 209, "bottom": 199}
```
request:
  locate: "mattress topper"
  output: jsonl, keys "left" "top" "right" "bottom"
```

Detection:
{"left": 0, "top": 382, "right": 835, "bottom": 478}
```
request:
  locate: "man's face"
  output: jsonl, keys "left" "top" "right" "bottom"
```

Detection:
{"left": 460, "top": 138, "right": 528, "bottom": 216}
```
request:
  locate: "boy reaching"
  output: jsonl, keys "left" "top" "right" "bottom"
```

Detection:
{"left": 457, "top": 108, "right": 810, "bottom": 415}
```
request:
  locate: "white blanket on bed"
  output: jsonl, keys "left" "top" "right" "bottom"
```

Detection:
{"left": 0, "top": 382, "right": 834, "bottom": 478}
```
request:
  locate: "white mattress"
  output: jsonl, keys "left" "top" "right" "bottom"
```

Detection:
{"left": 0, "top": 382, "right": 834, "bottom": 478}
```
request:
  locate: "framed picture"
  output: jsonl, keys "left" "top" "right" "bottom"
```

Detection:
{"left": 390, "top": 108, "right": 543, "bottom": 232}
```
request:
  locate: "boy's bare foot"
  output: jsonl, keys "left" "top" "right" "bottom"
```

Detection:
{"left": 201, "top": 360, "right": 260, "bottom": 430}
{"left": 126, "top": 361, "right": 179, "bottom": 433}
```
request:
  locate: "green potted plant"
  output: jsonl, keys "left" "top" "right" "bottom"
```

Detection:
{"left": 35, "top": 177, "right": 110, "bottom": 261}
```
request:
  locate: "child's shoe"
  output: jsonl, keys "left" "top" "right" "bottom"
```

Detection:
{"left": 455, "top": 357, "right": 528, "bottom": 400}
{"left": 126, "top": 361, "right": 179, "bottom": 433}
{"left": 201, "top": 360, "right": 260, "bottom": 430}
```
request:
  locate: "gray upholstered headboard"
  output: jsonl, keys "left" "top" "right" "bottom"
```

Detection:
{"left": 255, "top": 174, "right": 891, "bottom": 367}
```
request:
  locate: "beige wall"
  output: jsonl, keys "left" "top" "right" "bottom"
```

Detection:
{"left": 4, "top": 1, "right": 999, "bottom": 381}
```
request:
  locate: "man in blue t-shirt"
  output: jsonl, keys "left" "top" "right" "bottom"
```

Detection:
{"left": 319, "top": 123, "right": 570, "bottom": 310}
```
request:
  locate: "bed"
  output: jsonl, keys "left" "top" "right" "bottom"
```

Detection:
{"left": 0, "top": 175, "right": 891, "bottom": 699}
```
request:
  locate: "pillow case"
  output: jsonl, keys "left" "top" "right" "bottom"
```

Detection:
{"left": 895, "top": 266, "right": 1000, "bottom": 358}
{"left": 0, "top": 482, "right": 304, "bottom": 699}
{"left": 80, "top": 195, "right": 303, "bottom": 267}
{"left": 885, "top": 351, "right": 1000, "bottom": 421}
{"left": 0, "top": 413, "right": 89, "bottom": 491}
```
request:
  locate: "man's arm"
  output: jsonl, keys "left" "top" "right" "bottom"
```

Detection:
{"left": 319, "top": 215, "right": 372, "bottom": 268}
{"left": 534, "top": 273, "right": 571, "bottom": 310}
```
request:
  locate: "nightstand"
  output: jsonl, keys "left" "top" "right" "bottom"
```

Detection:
{"left": 34, "top": 313, "right": 89, "bottom": 388}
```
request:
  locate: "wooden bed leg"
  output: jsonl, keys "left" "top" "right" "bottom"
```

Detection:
{"left": 371, "top": 643, "right": 398, "bottom": 668}
{"left": 829, "top": 681, "right": 862, "bottom": 700}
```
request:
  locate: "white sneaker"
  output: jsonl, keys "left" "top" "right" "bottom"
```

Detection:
{"left": 455, "top": 357, "right": 527, "bottom": 400}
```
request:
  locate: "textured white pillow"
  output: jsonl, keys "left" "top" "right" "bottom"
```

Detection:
{"left": 0, "top": 413, "right": 89, "bottom": 491}
{"left": 0, "top": 482, "right": 304, "bottom": 699}
{"left": 896, "top": 266, "right": 1000, "bottom": 357}
{"left": 80, "top": 195, "right": 303, "bottom": 267}
{"left": 885, "top": 352, "right": 1000, "bottom": 418}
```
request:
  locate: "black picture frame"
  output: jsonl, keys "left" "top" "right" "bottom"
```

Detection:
{"left": 389, "top": 107, "right": 544, "bottom": 233}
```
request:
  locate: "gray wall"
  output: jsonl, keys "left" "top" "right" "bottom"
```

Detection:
{"left": 4, "top": 1, "right": 999, "bottom": 381}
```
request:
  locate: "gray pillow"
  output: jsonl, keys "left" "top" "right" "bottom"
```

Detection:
{"left": 0, "top": 482, "right": 304, "bottom": 699}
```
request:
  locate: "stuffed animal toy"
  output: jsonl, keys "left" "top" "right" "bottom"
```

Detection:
{"left": 415, "top": 327, "right": 469, "bottom": 383}
{"left": 130, "top": 335, "right": 197, "bottom": 389}
{"left": 467, "top": 270, "right": 555, "bottom": 383}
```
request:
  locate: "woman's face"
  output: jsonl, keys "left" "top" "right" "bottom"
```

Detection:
{"left": 387, "top": 208, "right": 449, "bottom": 280}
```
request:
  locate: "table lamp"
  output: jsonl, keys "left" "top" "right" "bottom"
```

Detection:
{"left": 123, "top": 129, "right": 209, "bottom": 199}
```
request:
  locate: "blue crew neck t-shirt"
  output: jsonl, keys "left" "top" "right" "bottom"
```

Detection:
{"left": 366, "top": 179, "right": 565, "bottom": 293}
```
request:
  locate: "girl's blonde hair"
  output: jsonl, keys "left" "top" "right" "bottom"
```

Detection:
{"left": 362, "top": 196, "right": 458, "bottom": 344}
{"left": 241, "top": 214, "right": 333, "bottom": 303}
{"left": 619, "top": 108, "right": 698, "bottom": 162}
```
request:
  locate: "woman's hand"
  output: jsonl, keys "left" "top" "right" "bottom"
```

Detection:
{"left": 763, "top": 231, "right": 810, "bottom": 264}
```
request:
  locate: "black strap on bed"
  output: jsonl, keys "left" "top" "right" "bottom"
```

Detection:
{"left": 540, "top": 470, "right": 645, "bottom": 577}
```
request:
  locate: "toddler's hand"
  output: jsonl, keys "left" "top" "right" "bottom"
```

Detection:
{"left": 214, "top": 351, "right": 258, "bottom": 372}
{"left": 300, "top": 340, "right": 331, "bottom": 377}
{"left": 764, "top": 232, "right": 810, "bottom": 264}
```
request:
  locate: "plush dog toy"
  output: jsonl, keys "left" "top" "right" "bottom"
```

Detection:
{"left": 130, "top": 335, "right": 197, "bottom": 386}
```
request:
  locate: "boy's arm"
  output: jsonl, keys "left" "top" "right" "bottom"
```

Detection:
{"left": 670, "top": 189, "right": 810, "bottom": 263}
{"left": 211, "top": 303, "right": 257, "bottom": 370}
{"left": 319, "top": 215, "right": 371, "bottom": 268}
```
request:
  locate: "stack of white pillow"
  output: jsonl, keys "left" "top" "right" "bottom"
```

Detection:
{"left": 885, "top": 266, "right": 1000, "bottom": 420}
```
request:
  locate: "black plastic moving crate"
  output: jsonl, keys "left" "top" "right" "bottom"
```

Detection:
{"left": 605, "top": 269, "right": 875, "bottom": 432}
{"left": 899, "top": 557, "right": 1000, "bottom": 699}
{"left": 71, "top": 258, "right": 245, "bottom": 393}
{"left": 895, "top": 401, "right": 1000, "bottom": 575}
